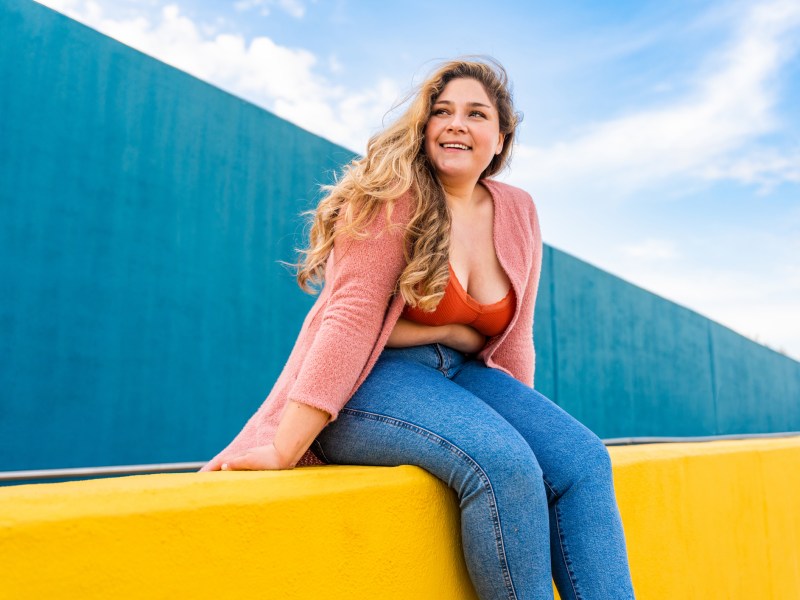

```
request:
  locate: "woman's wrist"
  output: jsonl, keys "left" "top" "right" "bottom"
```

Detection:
{"left": 387, "top": 317, "right": 450, "bottom": 348}
{"left": 269, "top": 441, "right": 295, "bottom": 469}
{"left": 438, "top": 324, "right": 456, "bottom": 347}
{"left": 272, "top": 400, "right": 331, "bottom": 468}
{"left": 386, "top": 319, "right": 482, "bottom": 352}
{"left": 440, "top": 323, "right": 486, "bottom": 354}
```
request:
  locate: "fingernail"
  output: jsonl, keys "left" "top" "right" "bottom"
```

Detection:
{"left": 221, "top": 463, "right": 229, "bottom": 471}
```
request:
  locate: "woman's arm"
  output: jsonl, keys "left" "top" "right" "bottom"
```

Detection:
{"left": 204, "top": 197, "right": 414, "bottom": 472}
{"left": 204, "top": 401, "right": 330, "bottom": 471}
{"left": 216, "top": 318, "right": 486, "bottom": 471}
{"left": 210, "top": 317, "right": 484, "bottom": 471}
{"left": 272, "top": 401, "right": 331, "bottom": 465}
{"left": 387, "top": 317, "right": 487, "bottom": 354}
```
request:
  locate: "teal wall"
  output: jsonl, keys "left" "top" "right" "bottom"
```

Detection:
{"left": 0, "top": 1, "right": 354, "bottom": 470}
{"left": 533, "top": 249, "right": 800, "bottom": 438}
{"left": 1, "top": 1, "right": 798, "bottom": 471}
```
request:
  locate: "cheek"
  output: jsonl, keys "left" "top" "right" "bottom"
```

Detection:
{"left": 482, "top": 129, "right": 502, "bottom": 153}
{"left": 423, "top": 126, "right": 437, "bottom": 155}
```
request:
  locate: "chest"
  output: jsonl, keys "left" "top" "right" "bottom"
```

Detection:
{"left": 448, "top": 200, "right": 511, "bottom": 304}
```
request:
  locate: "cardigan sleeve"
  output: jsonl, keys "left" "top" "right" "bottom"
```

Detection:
{"left": 489, "top": 198, "right": 543, "bottom": 387}
{"left": 286, "top": 201, "right": 409, "bottom": 421}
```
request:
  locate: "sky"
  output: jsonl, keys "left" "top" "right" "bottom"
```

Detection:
{"left": 36, "top": 0, "right": 800, "bottom": 359}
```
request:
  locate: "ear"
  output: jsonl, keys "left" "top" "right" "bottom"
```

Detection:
{"left": 495, "top": 132, "right": 505, "bottom": 155}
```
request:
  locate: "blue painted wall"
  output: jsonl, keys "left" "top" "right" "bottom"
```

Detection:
{"left": 534, "top": 250, "right": 800, "bottom": 438}
{"left": 0, "top": 1, "right": 353, "bottom": 470}
{"left": 1, "top": 1, "right": 798, "bottom": 471}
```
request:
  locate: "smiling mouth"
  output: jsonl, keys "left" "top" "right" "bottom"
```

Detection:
{"left": 441, "top": 143, "right": 471, "bottom": 150}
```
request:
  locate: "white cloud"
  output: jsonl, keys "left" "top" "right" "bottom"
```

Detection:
{"left": 619, "top": 259, "right": 800, "bottom": 360}
{"left": 500, "top": 0, "right": 800, "bottom": 359}
{"left": 233, "top": 0, "right": 270, "bottom": 17}
{"left": 277, "top": 0, "right": 306, "bottom": 19}
{"left": 274, "top": 77, "right": 401, "bottom": 149}
{"left": 702, "top": 148, "right": 800, "bottom": 193}
{"left": 620, "top": 239, "right": 680, "bottom": 261}
{"left": 34, "top": 0, "right": 399, "bottom": 151}
{"left": 327, "top": 54, "right": 344, "bottom": 75}
{"left": 233, "top": 0, "right": 306, "bottom": 19}
{"left": 511, "top": 0, "right": 800, "bottom": 197}
{"left": 45, "top": 0, "right": 796, "bottom": 190}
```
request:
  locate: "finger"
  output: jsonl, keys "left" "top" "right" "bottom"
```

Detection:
{"left": 222, "top": 454, "right": 255, "bottom": 471}
{"left": 200, "top": 456, "right": 224, "bottom": 472}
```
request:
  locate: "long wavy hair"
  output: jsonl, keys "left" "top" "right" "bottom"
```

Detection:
{"left": 295, "top": 57, "right": 521, "bottom": 310}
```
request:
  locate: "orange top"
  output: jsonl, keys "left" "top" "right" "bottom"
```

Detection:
{"left": 401, "top": 263, "right": 516, "bottom": 337}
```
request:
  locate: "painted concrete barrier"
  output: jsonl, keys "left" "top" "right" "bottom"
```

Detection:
{"left": 613, "top": 436, "right": 800, "bottom": 599}
{"left": 1, "top": 437, "right": 798, "bottom": 599}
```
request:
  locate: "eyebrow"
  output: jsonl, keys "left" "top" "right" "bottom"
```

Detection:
{"left": 433, "top": 100, "right": 493, "bottom": 109}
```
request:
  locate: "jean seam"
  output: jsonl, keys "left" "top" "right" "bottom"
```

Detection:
{"left": 340, "top": 406, "right": 519, "bottom": 600}
{"left": 432, "top": 343, "right": 448, "bottom": 375}
{"left": 554, "top": 501, "right": 581, "bottom": 600}
{"left": 542, "top": 474, "right": 559, "bottom": 499}
{"left": 444, "top": 347, "right": 471, "bottom": 379}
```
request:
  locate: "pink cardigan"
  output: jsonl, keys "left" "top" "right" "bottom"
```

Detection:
{"left": 200, "top": 179, "right": 543, "bottom": 469}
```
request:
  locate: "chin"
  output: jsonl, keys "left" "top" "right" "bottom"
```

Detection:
{"left": 435, "top": 166, "right": 481, "bottom": 182}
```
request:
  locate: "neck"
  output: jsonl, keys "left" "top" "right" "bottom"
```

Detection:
{"left": 440, "top": 176, "right": 482, "bottom": 209}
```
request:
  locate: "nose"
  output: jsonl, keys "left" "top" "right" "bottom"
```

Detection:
{"left": 446, "top": 111, "right": 467, "bottom": 132}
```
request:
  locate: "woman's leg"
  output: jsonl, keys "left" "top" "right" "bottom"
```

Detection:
{"left": 315, "top": 344, "right": 554, "bottom": 599}
{"left": 452, "top": 358, "right": 636, "bottom": 600}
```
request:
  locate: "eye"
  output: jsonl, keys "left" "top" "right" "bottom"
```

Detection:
{"left": 470, "top": 110, "right": 487, "bottom": 118}
{"left": 432, "top": 108, "right": 449, "bottom": 116}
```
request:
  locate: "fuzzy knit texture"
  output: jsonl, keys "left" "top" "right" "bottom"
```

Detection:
{"left": 200, "top": 179, "right": 543, "bottom": 470}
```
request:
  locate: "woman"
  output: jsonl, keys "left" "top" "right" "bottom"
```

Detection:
{"left": 201, "top": 58, "right": 635, "bottom": 600}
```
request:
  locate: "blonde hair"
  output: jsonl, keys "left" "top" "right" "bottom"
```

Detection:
{"left": 296, "top": 57, "right": 521, "bottom": 310}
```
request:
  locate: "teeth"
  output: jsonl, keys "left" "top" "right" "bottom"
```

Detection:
{"left": 442, "top": 143, "right": 469, "bottom": 150}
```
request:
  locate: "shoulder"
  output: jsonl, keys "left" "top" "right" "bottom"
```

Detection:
{"left": 368, "top": 190, "right": 414, "bottom": 241}
{"left": 388, "top": 189, "right": 416, "bottom": 225}
{"left": 345, "top": 189, "right": 414, "bottom": 235}
{"left": 481, "top": 179, "right": 539, "bottom": 232}
{"left": 482, "top": 179, "right": 536, "bottom": 215}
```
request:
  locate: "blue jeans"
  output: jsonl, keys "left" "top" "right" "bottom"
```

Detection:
{"left": 314, "top": 344, "right": 635, "bottom": 600}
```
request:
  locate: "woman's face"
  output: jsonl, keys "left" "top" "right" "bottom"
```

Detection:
{"left": 424, "top": 77, "right": 505, "bottom": 185}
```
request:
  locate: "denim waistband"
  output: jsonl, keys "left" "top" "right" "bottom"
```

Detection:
{"left": 380, "top": 343, "right": 471, "bottom": 379}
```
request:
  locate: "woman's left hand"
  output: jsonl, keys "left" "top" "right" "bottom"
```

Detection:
{"left": 205, "top": 443, "right": 294, "bottom": 471}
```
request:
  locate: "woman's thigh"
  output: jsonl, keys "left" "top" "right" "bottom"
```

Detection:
{"left": 316, "top": 345, "right": 554, "bottom": 599}
{"left": 314, "top": 345, "right": 544, "bottom": 494}
{"left": 451, "top": 361, "right": 611, "bottom": 499}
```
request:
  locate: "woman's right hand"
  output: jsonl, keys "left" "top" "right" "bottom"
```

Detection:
{"left": 441, "top": 323, "right": 487, "bottom": 354}
{"left": 203, "top": 442, "right": 293, "bottom": 471}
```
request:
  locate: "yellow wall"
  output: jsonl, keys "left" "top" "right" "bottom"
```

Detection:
{"left": 611, "top": 437, "right": 800, "bottom": 600}
{"left": 1, "top": 437, "right": 798, "bottom": 599}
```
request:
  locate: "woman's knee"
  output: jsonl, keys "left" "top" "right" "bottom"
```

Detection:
{"left": 565, "top": 429, "right": 613, "bottom": 488}
{"left": 449, "top": 428, "right": 545, "bottom": 504}
{"left": 587, "top": 434, "right": 613, "bottom": 476}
